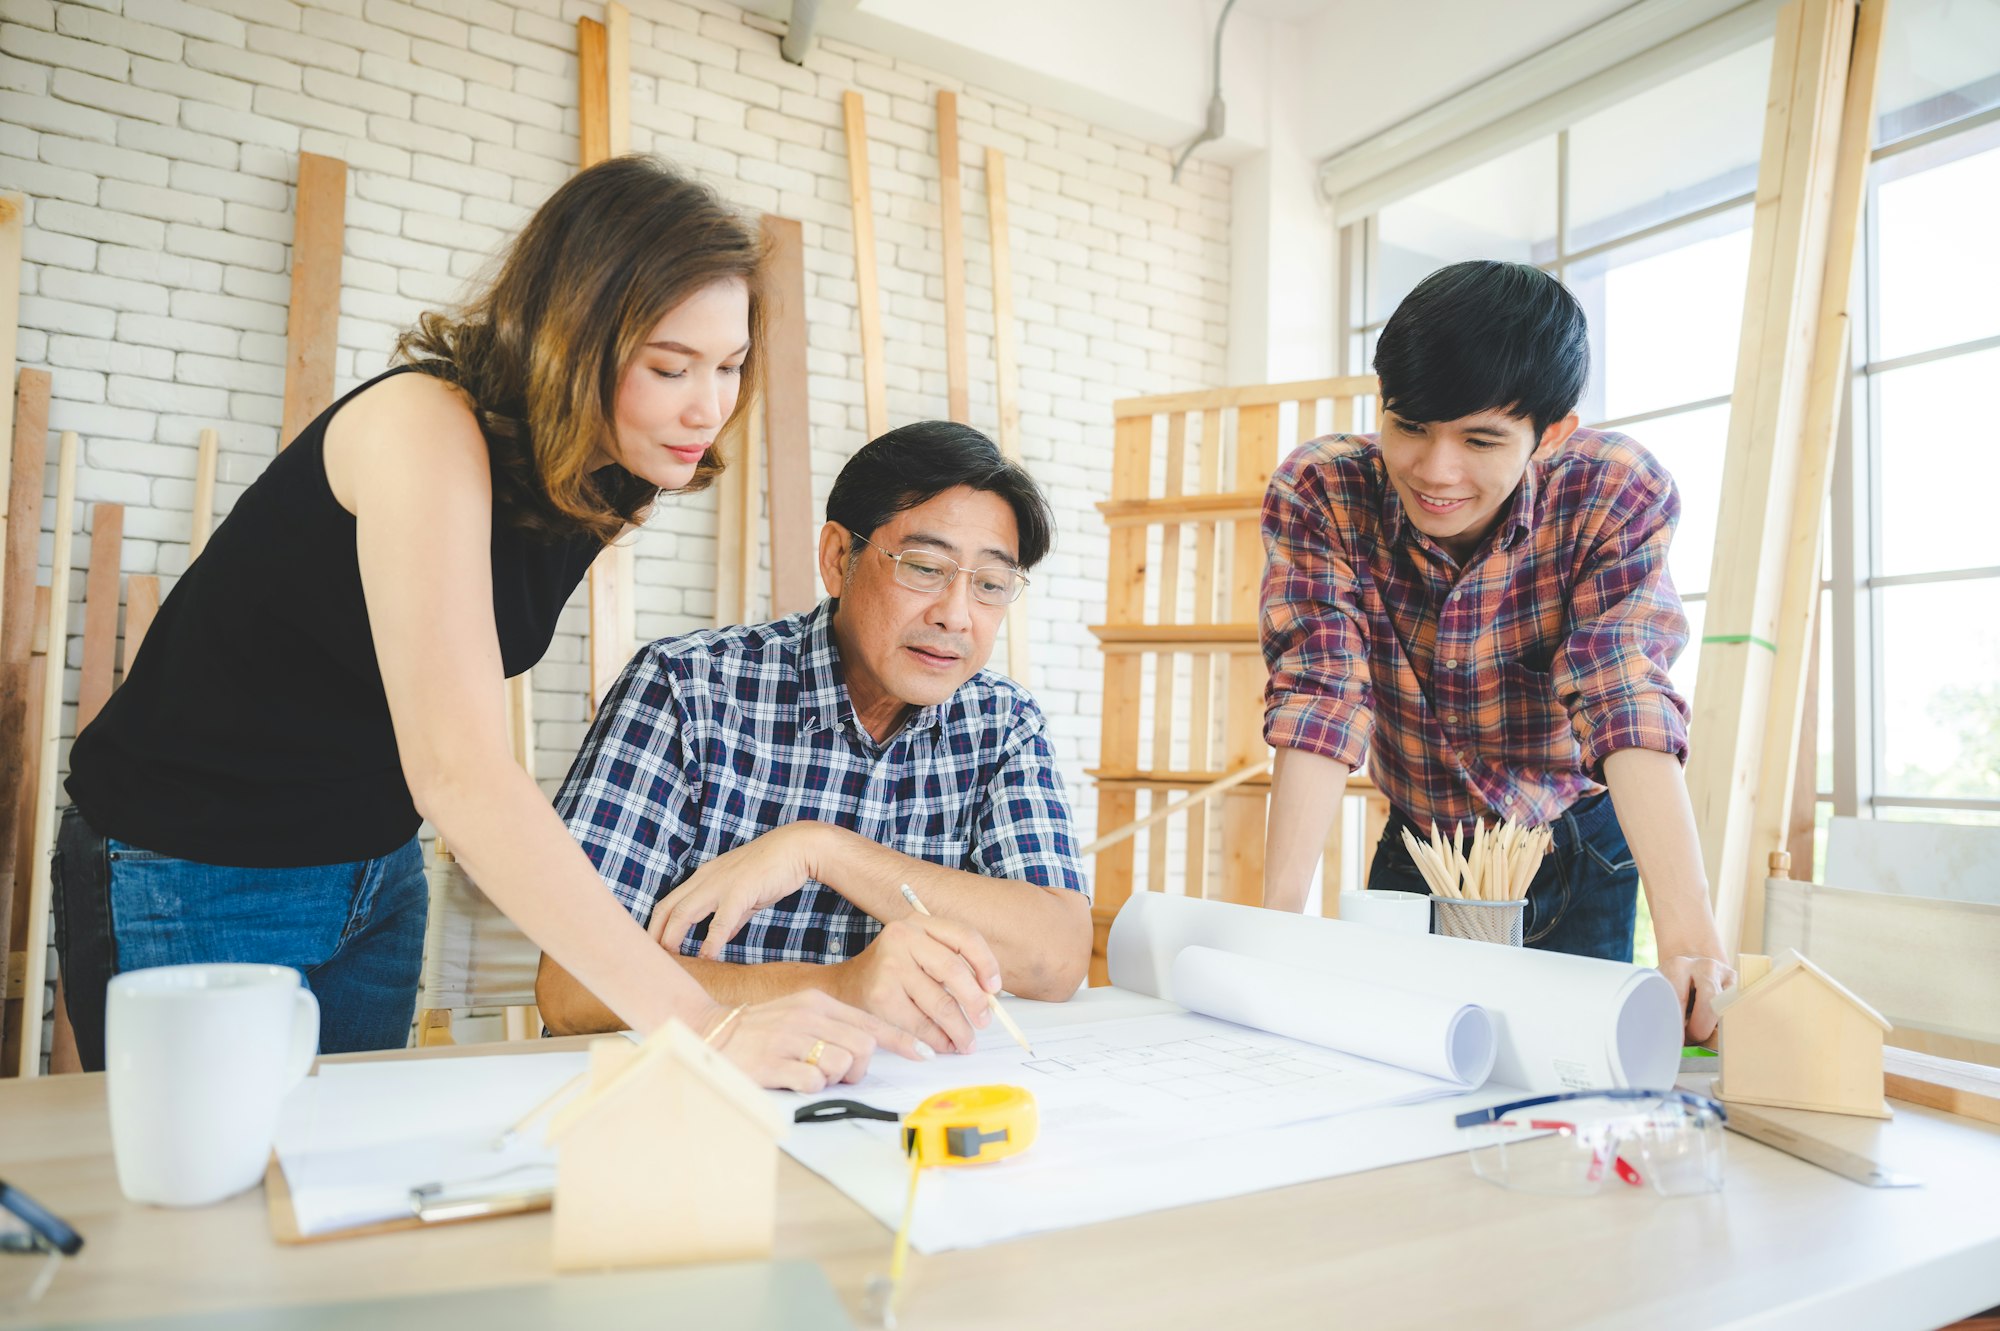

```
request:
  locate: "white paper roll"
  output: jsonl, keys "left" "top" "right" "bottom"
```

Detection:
{"left": 1110, "top": 893, "right": 1681, "bottom": 1093}
{"left": 1171, "top": 945, "right": 1496, "bottom": 1086}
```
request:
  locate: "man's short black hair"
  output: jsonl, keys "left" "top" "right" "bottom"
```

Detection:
{"left": 826, "top": 421, "right": 1054, "bottom": 569}
{"left": 1373, "top": 260, "right": 1589, "bottom": 437}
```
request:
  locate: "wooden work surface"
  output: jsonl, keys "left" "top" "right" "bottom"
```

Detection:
{"left": 4, "top": 991, "right": 2000, "bottom": 1331}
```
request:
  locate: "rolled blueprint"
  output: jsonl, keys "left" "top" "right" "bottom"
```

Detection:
{"left": 1111, "top": 893, "right": 1680, "bottom": 1093}
{"left": 1170, "top": 945, "right": 1496, "bottom": 1086}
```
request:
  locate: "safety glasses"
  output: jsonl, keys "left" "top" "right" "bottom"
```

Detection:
{"left": 1454, "top": 1089, "right": 1727, "bottom": 1197}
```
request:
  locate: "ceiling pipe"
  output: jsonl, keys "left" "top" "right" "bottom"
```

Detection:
{"left": 782, "top": 0, "right": 823, "bottom": 65}
{"left": 1171, "top": 0, "right": 1240, "bottom": 183}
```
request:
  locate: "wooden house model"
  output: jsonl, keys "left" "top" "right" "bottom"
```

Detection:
{"left": 546, "top": 1020, "right": 790, "bottom": 1272}
{"left": 1714, "top": 949, "right": 1892, "bottom": 1119}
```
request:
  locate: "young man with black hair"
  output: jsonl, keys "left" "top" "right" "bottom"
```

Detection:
{"left": 537, "top": 421, "right": 1091, "bottom": 1047}
{"left": 1260, "top": 260, "right": 1736, "bottom": 1042}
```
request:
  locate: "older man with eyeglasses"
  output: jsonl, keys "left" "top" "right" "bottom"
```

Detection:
{"left": 536, "top": 422, "right": 1090, "bottom": 1050}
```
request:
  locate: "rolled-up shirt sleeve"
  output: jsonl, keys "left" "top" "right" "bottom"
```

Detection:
{"left": 1551, "top": 468, "right": 1692, "bottom": 773}
{"left": 1260, "top": 456, "right": 1373, "bottom": 768}
{"left": 969, "top": 698, "right": 1088, "bottom": 897}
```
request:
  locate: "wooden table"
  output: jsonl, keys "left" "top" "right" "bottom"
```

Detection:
{"left": 5, "top": 999, "right": 2000, "bottom": 1331}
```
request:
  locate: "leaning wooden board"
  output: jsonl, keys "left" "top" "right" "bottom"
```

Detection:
{"left": 1885, "top": 1048, "right": 2000, "bottom": 1128}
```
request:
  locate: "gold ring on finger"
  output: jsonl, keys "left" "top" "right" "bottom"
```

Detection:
{"left": 805, "top": 1038, "right": 826, "bottom": 1068}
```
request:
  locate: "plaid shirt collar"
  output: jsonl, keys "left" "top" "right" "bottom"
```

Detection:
{"left": 1377, "top": 447, "right": 1541, "bottom": 563}
{"left": 798, "top": 599, "right": 945, "bottom": 743}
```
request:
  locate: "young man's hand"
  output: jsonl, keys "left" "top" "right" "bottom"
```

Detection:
{"left": 1657, "top": 951, "right": 1736, "bottom": 1044}
{"left": 828, "top": 917, "right": 1000, "bottom": 1055}
{"left": 650, "top": 822, "right": 823, "bottom": 958}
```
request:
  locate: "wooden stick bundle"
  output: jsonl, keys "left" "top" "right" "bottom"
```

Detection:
{"left": 1399, "top": 816, "right": 1552, "bottom": 902}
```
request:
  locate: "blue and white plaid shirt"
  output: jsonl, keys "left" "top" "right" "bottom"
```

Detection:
{"left": 555, "top": 600, "right": 1087, "bottom": 965}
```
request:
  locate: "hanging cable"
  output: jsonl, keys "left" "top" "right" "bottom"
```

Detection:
{"left": 1172, "top": 0, "right": 1240, "bottom": 183}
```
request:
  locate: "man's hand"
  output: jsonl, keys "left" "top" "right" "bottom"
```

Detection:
{"left": 1658, "top": 952, "right": 1736, "bottom": 1045}
{"left": 827, "top": 917, "right": 1001, "bottom": 1055}
{"left": 652, "top": 823, "right": 822, "bottom": 958}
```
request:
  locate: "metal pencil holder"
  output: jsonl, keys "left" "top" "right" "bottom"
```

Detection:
{"left": 1430, "top": 897, "right": 1527, "bottom": 947}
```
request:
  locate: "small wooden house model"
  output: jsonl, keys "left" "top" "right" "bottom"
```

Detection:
{"left": 1714, "top": 949, "right": 1892, "bottom": 1119}
{"left": 547, "top": 1020, "right": 790, "bottom": 1272}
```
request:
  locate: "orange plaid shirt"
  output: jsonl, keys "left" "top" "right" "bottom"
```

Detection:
{"left": 1260, "top": 429, "right": 1691, "bottom": 827}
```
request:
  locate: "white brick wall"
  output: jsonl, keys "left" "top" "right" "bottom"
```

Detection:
{"left": 3, "top": 0, "right": 1230, "bottom": 888}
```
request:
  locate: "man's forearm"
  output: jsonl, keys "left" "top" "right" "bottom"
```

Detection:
{"left": 1602, "top": 747, "right": 1726, "bottom": 958}
{"left": 535, "top": 950, "right": 831, "bottom": 1035}
{"left": 1263, "top": 748, "right": 1351, "bottom": 912}
{"left": 807, "top": 824, "right": 1090, "bottom": 1000}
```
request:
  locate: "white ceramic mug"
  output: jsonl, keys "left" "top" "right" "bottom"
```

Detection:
{"left": 105, "top": 963, "right": 320, "bottom": 1207}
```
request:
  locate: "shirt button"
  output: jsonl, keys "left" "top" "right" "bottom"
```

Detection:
{"left": 1444, "top": 658, "right": 1459, "bottom": 669}
{"left": 1445, "top": 713, "right": 1460, "bottom": 725}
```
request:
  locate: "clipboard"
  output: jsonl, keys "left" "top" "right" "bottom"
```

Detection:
{"left": 263, "top": 1155, "right": 551, "bottom": 1245}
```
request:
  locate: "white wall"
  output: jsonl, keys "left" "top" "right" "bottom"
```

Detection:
{"left": 2, "top": 0, "right": 1232, "bottom": 896}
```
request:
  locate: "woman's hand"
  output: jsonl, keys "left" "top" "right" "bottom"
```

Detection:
{"left": 651, "top": 823, "right": 822, "bottom": 958}
{"left": 714, "top": 988, "right": 924, "bottom": 1092}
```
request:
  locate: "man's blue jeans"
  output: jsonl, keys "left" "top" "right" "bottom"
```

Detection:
{"left": 53, "top": 805, "right": 429, "bottom": 1069}
{"left": 1366, "top": 792, "right": 1640, "bottom": 962}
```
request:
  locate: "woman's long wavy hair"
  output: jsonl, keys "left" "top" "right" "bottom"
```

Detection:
{"left": 395, "top": 155, "right": 765, "bottom": 543}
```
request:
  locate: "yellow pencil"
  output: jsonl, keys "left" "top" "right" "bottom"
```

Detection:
{"left": 898, "top": 882, "right": 1036, "bottom": 1057}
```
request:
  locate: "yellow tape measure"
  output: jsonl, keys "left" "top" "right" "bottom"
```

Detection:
{"left": 798, "top": 1085, "right": 1036, "bottom": 1326}
{"left": 900, "top": 1084, "right": 1038, "bottom": 1167}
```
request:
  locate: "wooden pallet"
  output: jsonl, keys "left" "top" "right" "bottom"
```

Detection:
{"left": 1088, "top": 378, "right": 1384, "bottom": 981}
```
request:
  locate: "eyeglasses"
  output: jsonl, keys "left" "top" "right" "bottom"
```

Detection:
{"left": 1, "top": 1180, "right": 83, "bottom": 1310}
{"left": 1454, "top": 1089, "right": 1726, "bottom": 1197}
{"left": 855, "top": 536, "right": 1030, "bottom": 606}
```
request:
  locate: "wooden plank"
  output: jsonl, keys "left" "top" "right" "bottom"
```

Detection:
{"left": 712, "top": 401, "right": 764, "bottom": 628}
{"left": 280, "top": 154, "right": 347, "bottom": 451}
{"left": 190, "top": 427, "right": 218, "bottom": 559}
{"left": 586, "top": 541, "right": 635, "bottom": 717}
{"left": 0, "top": 194, "right": 22, "bottom": 632}
{"left": 1884, "top": 1048, "right": 2000, "bottom": 1127}
{"left": 19, "top": 433, "right": 77, "bottom": 1077}
{"left": 1114, "top": 376, "right": 1377, "bottom": 420}
{"left": 1089, "top": 625, "right": 1259, "bottom": 648}
{"left": 759, "top": 215, "right": 816, "bottom": 619}
{"left": 0, "top": 370, "right": 45, "bottom": 1054}
{"left": 0, "top": 658, "right": 27, "bottom": 1041}
{"left": 1786, "top": 613, "right": 1822, "bottom": 879}
{"left": 1689, "top": 0, "right": 1860, "bottom": 958}
{"left": 1744, "top": 0, "right": 1886, "bottom": 954}
{"left": 507, "top": 673, "right": 535, "bottom": 781}
{"left": 577, "top": 17, "right": 610, "bottom": 167}
{"left": 1221, "top": 404, "right": 1281, "bottom": 906}
{"left": 3, "top": 639, "right": 45, "bottom": 1074}
{"left": 1088, "top": 768, "right": 1274, "bottom": 788}
{"left": 1090, "top": 414, "right": 1152, "bottom": 976}
{"left": 936, "top": 92, "right": 969, "bottom": 425}
{"left": 122, "top": 575, "right": 159, "bottom": 675}
{"left": 1149, "top": 414, "right": 1189, "bottom": 748}
{"left": 3, "top": 370, "right": 47, "bottom": 664}
{"left": 77, "top": 504, "right": 122, "bottom": 730}
{"left": 1098, "top": 493, "right": 1262, "bottom": 525}
{"left": 841, "top": 91, "right": 888, "bottom": 440}
{"left": 1185, "top": 408, "right": 1224, "bottom": 899}
{"left": 712, "top": 414, "right": 750, "bottom": 628}
{"left": 604, "top": 3, "right": 630, "bottom": 157}
{"left": 983, "top": 147, "right": 1029, "bottom": 684}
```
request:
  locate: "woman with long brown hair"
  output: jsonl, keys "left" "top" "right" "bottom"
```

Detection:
{"left": 54, "top": 156, "right": 908, "bottom": 1088}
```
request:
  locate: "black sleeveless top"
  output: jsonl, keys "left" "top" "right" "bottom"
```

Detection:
{"left": 67, "top": 367, "right": 605, "bottom": 867}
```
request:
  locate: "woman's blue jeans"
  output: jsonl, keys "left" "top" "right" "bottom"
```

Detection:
{"left": 1366, "top": 792, "right": 1640, "bottom": 962}
{"left": 53, "top": 805, "right": 429, "bottom": 1070}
